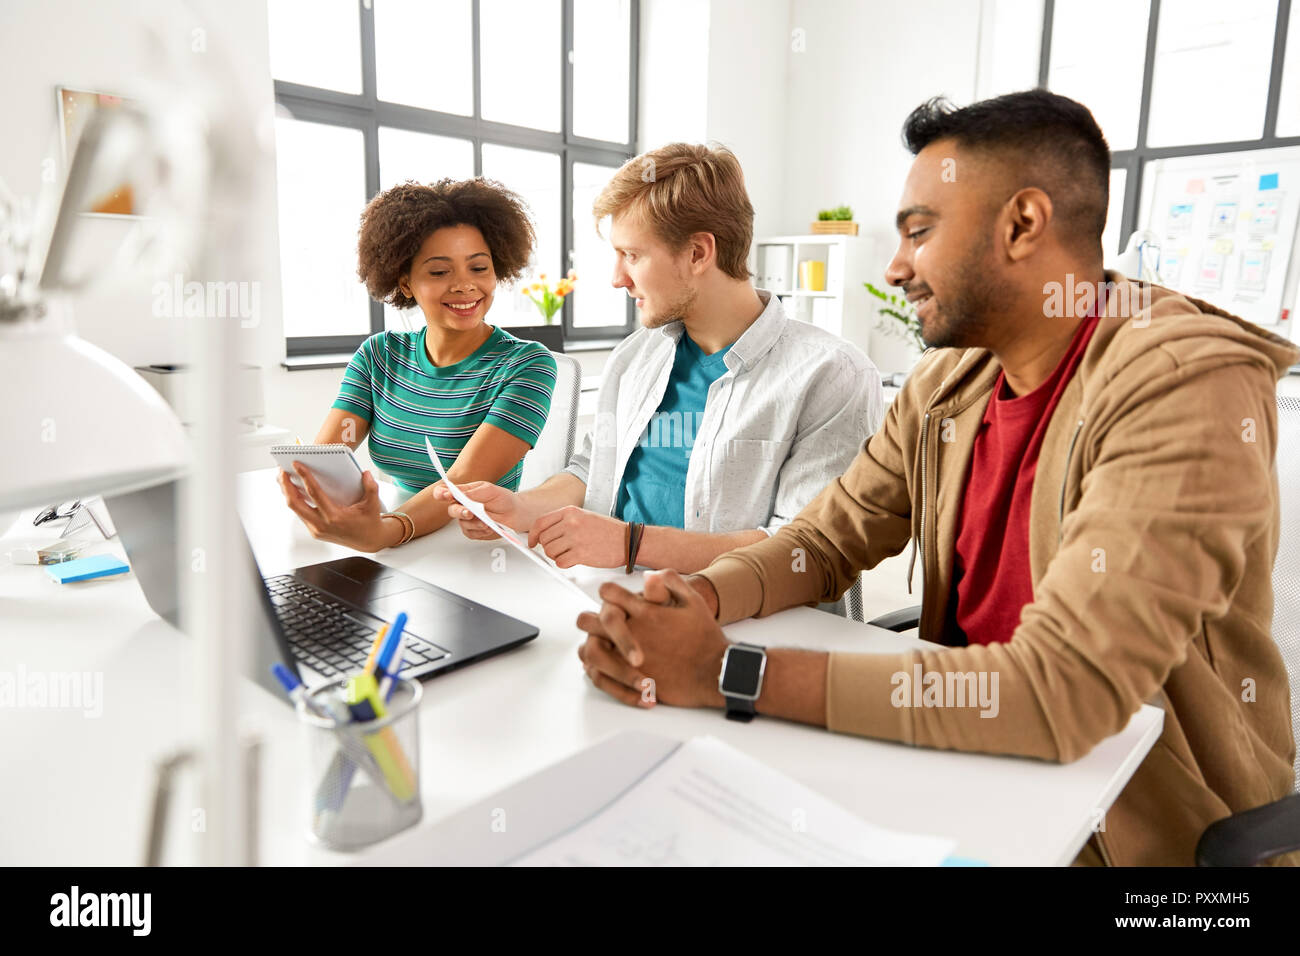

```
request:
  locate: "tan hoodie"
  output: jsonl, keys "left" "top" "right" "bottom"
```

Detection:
{"left": 698, "top": 273, "right": 1299, "bottom": 866}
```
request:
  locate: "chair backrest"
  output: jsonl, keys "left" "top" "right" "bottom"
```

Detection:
{"left": 1272, "top": 395, "right": 1300, "bottom": 792}
{"left": 841, "top": 576, "right": 865, "bottom": 622}
{"left": 521, "top": 352, "right": 582, "bottom": 490}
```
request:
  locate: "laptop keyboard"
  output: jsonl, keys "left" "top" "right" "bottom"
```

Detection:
{"left": 264, "top": 574, "right": 447, "bottom": 678}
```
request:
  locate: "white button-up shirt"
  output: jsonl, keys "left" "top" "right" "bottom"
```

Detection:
{"left": 564, "top": 290, "right": 884, "bottom": 535}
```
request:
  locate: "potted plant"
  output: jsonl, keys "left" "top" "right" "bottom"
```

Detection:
{"left": 864, "top": 281, "right": 926, "bottom": 357}
{"left": 811, "top": 205, "right": 859, "bottom": 235}
{"left": 512, "top": 270, "right": 577, "bottom": 352}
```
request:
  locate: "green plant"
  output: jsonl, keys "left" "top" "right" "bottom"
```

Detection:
{"left": 816, "top": 204, "right": 854, "bottom": 221}
{"left": 864, "top": 281, "right": 925, "bottom": 353}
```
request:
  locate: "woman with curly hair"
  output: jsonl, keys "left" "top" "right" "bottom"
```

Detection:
{"left": 278, "top": 178, "right": 558, "bottom": 552}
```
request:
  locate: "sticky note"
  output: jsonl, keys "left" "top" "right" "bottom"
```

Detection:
{"left": 1259, "top": 172, "right": 1279, "bottom": 191}
{"left": 1214, "top": 238, "right": 1234, "bottom": 255}
{"left": 1186, "top": 178, "right": 1205, "bottom": 194}
{"left": 45, "top": 553, "right": 130, "bottom": 583}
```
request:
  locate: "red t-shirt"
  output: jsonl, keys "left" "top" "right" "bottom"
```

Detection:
{"left": 952, "top": 313, "right": 1100, "bottom": 645}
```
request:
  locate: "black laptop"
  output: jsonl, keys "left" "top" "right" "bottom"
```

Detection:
{"left": 105, "top": 480, "right": 539, "bottom": 699}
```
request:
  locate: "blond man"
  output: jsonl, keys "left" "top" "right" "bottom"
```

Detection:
{"left": 436, "top": 143, "right": 883, "bottom": 575}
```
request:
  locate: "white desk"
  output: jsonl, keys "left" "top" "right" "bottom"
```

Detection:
{"left": 0, "top": 469, "right": 1162, "bottom": 866}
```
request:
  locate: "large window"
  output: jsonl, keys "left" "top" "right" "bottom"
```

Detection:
{"left": 268, "top": 0, "right": 639, "bottom": 358}
{"left": 1036, "top": 0, "right": 1300, "bottom": 257}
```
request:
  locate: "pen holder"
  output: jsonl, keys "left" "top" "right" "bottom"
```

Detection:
{"left": 299, "top": 677, "right": 423, "bottom": 850}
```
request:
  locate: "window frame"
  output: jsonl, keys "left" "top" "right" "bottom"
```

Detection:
{"left": 274, "top": 0, "right": 640, "bottom": 358}
{"left": 1037, "top": 0, "right": 1299, "bottom": 256}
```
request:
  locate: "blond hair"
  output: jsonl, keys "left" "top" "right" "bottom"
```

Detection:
{"left": 592, "top": 143, "right": 753, "bottom": 280}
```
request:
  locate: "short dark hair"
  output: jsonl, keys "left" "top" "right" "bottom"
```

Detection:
{"left": 901, "top": 90, "right": 1111, "bottom": 252}
{"left": 357, "top": 178, "right": 535, "bottom": 309}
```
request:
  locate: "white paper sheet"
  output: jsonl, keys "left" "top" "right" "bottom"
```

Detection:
{"left": 424, "top": 437, "right": 599, "bottom": 609}
{"left": 512, "top": 736, "right": 955, "bottom": 866}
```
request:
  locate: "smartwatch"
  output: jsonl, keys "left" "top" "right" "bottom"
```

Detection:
{"left": 718, "top": 642, "right": 767, "bottom": 722}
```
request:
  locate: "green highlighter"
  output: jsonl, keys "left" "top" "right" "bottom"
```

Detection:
{"left": 344, "top": 672, "right": 416, "bottom": 801}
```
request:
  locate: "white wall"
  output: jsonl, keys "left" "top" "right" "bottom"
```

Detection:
{"left": 639, "top": 0, "right": 791, "bottom": 256}
{"left": 781, "top": 0, "right": 983, "bottom": 372}
{"left": 638, "top": 0, "right": 710, "bottom": 147}
{"left": 704, "top": 0, "right": 792, "bottom": 243}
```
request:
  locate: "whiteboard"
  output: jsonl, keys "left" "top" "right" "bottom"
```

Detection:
{"left": 1138, "top": 146, "right": 1300, "bottom": 332}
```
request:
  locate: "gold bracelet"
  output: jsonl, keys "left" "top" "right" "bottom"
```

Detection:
{"left": 396, "top": 511, "right": 415, "bottom": 544}
{"left": 382, "top": 511, "right": 415, "bottom": 546}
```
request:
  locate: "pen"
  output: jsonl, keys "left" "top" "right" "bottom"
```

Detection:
{"left": 271, "top": 664, "right": 390, "bottom": 814}
{"left": 379, "top": 630, "right": 406, "bottom": 704}
{"left": 271, "top": 662, "right": 359, "bottom": 734}
{"left": 363, "top": 623, "right": 390, "bottom": 675}
{"left": 370, "top": 614, "right": 406, "bottom": 687}
{"left": 271, "top": 663, "right": 328, "bottom": 718}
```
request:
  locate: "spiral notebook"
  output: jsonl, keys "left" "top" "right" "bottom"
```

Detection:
{"left": 270, "top": 444, "right": 365, "bottom": 507}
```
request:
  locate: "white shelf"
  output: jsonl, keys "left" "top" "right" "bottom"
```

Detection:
{"left": 756, "top": 233, "right": 857, "bottom": 336}
{"left": 761, "top": 233, "right": 855, "bottom": 245}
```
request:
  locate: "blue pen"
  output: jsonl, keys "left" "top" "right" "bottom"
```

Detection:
{"left": 379, "top": 613, "right": 407, "bottom": 667}
{"left": 269, "top": 664, "right": 384, "bottom": 815}
{"left": 270, "top": 664, "right": 355, "bottom": 812}
{"left": 271, "top": 663, "right": 329, "bottom": 718}
{"left": 379, "top": 631, "right": 407, "bottom": 704}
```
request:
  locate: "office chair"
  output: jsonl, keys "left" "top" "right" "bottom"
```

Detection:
{"left": 520, "top": 352, "right": 582, "bottom": 490}
{"left": 868, "top": 600, "right": 922, "bottom": 632}
{"left": 843, "top": 576, "right": 865, "bottom": 622}
{"left": 816, "top": 574, "right": 864, "bottom": 622}
{"left": 1196, "top": 394, "right": 1300, "bottom": 865}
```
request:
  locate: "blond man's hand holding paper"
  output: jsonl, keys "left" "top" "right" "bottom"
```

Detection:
{"left": 424, "top": 437, "right": 599, "bottom": 609}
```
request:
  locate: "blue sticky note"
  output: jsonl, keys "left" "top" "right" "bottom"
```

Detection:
{"left": 1259, "top": 173, "right": 1279, "bottom": 191}
{"left": 941, "top": 855, "right": 990, "bottom": 866}
{"left": 45, "top": 553, "right": 130, "bottom": 584}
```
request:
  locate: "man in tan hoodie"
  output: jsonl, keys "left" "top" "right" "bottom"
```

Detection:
{"left": 573, "top": 90, "right": 1299, "bottom": 866}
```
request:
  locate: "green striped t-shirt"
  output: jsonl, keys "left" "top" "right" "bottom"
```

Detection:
{"left": 331, "top": 325, "right": 556, "bottom": 494}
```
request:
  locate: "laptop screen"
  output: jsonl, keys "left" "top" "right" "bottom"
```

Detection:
{"left": 104, "top": 479, "right": 301, "bottom": 699}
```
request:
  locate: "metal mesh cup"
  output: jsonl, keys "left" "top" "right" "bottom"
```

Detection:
{"left": 299, "top": 676, "right": 423, "bottom": 850}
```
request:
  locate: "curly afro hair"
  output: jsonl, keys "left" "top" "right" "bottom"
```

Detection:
{"left": 357, "top": 178, "right": 536, "bottom": 309}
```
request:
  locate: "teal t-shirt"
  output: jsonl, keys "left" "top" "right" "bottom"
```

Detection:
{"left": 331, "top": 325, "right": 556, "bottom": 494}
{"left": 615, "top": 333, "right": 731, "bottom": 527}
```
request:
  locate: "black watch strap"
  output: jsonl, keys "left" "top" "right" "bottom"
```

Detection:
{"left": 725, "top": 696, "right": 756, "bottom": 722}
